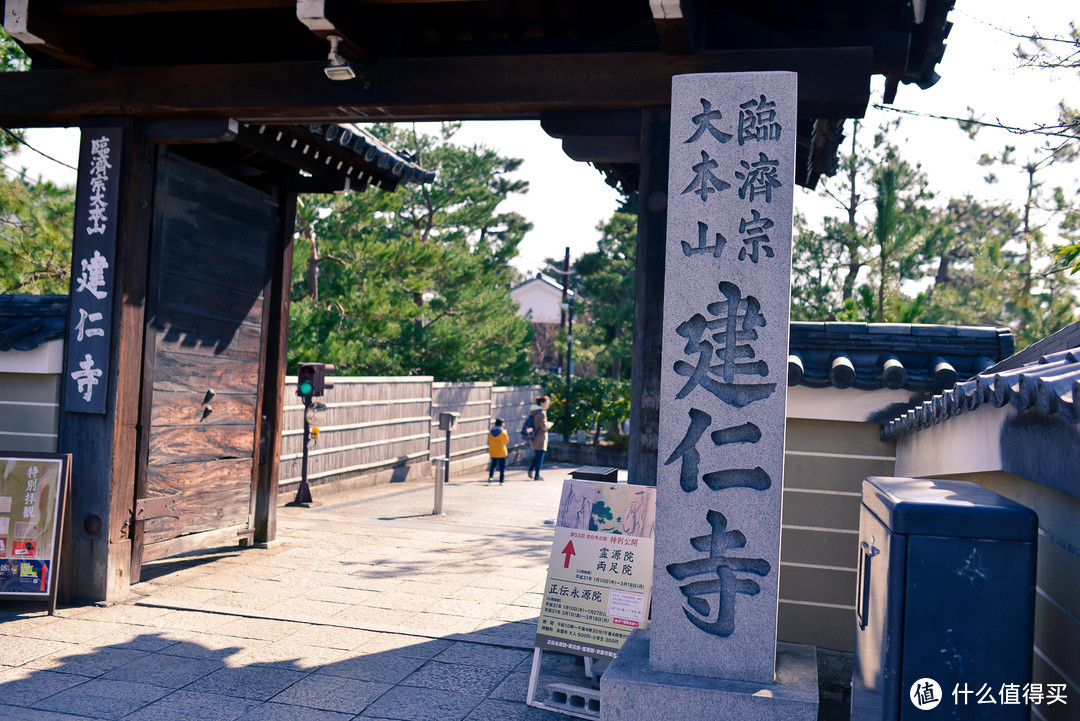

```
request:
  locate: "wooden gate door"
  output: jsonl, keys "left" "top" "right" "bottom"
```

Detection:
{"left": 133, "top": 151, "right": 279, "bottom": 573}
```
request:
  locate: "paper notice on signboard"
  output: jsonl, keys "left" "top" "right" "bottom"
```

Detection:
{"left": 0, "top": 456, "right": 64, "bottom": 597}
{"left": 535, "top": 479, "right": 656, "bottom": 659}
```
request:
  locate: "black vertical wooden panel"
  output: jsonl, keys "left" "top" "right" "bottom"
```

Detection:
{"left": 63, "top": 127, "right": 123, "bottom": 414}
{"left": 628, "top": 107, "right": 669, "bottom": 487}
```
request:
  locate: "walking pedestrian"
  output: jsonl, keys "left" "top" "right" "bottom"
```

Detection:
{"left": 487, "top": 417, "right": 509, "bottom": 484}
{"left": 527, "top": 395, "right": 550, "bottom": 481}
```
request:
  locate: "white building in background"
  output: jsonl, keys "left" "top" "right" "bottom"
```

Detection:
{"left": 510, "top": 272, "right": 572, "bottom": 324}
{"left": 511, "top": 273, "right": 574, "bottom": 371}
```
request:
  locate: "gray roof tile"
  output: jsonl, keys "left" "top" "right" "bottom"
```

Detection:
{"left": 881, "top": 348, "right": 1080, "bottom": 440}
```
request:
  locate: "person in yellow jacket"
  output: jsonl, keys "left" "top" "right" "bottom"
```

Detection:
{"left": 487, "top": 417, "right": 509, "bottom": 484}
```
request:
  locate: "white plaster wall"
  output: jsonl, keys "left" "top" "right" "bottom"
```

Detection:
{"left": 894, "top": 405, "right": 1009, "bottom": 478}
{"left": 0, "top": 339, "right": 64, "bottom": 374}
{"left": 786, "top": 385, "right": 917, "bottom": 423}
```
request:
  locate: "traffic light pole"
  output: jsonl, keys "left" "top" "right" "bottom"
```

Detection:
{"left": 289, "top": 397, "right": 315, "bottom": 506}
{"left": 300, "top": 409, "right": 314, "bottom": 500}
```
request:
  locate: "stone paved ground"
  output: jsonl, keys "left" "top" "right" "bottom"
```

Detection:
{"left": 0, "top": 461, "right": 607, "bottom": 720}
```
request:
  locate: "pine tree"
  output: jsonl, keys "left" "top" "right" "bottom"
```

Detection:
{"left": 287, "top": 123, "right": 534, "bottom": 382}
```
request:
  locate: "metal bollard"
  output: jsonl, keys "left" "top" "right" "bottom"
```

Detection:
{"left": 433, "top": 457, "right": 447, "bottom": 514}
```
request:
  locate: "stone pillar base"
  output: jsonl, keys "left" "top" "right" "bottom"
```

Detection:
{"left": 600, "top": 630, "right": 819, "bottom": 721}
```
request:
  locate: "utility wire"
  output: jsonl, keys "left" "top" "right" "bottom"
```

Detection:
{"left": 1, "top": 128, "right": 78, "bottom": 171}
{"left": 871, "top": 104, "right": 1079, "bottom": 140}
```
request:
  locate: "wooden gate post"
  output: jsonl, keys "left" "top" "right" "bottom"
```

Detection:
{"left": 58, "top": 118, "right": 155, "bottom": 602}
{"left": 253, "top": 175, "right": 297, "bottom": 544}
{"left": 628, "top": 106, "right": 670, "bottom": 487}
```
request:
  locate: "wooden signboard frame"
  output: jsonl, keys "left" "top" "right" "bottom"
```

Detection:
{"left": 0, "top": 452, "right": 71, "bottom": 615}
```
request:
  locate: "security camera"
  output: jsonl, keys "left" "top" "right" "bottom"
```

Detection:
{"left": 324, "top": 35, "right": 355, "bottom": 81}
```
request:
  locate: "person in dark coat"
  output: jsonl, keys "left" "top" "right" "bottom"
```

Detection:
{"left": 527, "top": 395, "right": 550, "bottom": 481}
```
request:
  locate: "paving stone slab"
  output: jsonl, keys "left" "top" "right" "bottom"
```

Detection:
{"left": 398, "top": 613, "right": 482, "bottom": 637}
{"left": 21, "top": 619, "right": 130, "bottom": 644}
{"left": 155, "top": 632, "right": 254, "bottom": 662}
{"left": 300, "top": 585, "right": 378, "bottom": 605}
{"left": 211, "top": 617, "right": 307, "bottom": 641}
{"left": 0, "top": 636, "right": 76, "bottom": 667}
{"left": 260, "top": 598, "right": 351, "bottom": 621}
{"left": 184, "top": 665, "right": 308, "bottom": 700}
{"left": 445, "top": 587, "right": 521, "bottom": 604}
{"left": 432, "top": 642, "right": 529, "bottom": 670}
{"left": 120, "top": 689, "right": 259, "bottom": 721}
{"left": 232, "top": 701, "right": 355, "bottom": 721}
{"left": 25, "top": 645, "right": 149, "bottom": 677}
{"left": 424, "top": 599, "right": 505, "bottom": 619}
{"left": 31, "top": 678, "right": 171, "bottom": 720}
{"left": 84, "top": 628, "right": 191, "bottom": 653}
{"left": 358, "top": 684, "right": 481, "bottom": 721}
{"left": 268, "top": 673, "right": 392, "bottom": 714}
{"left": 201, "top": 592, "right": 291, "bottom": 611}
{"left": 148, "top": 610, "right": 230, "bottom": 633}
{"left": 319, "top": 652, "right": 426, "bottom": 684}
{"left": 488, "top": 670, "right": 532, "bottom": 702}
{"left": 401, "top": 660, "right": 509, "bottom": 696}
{"left": 363, "top": 592, "right": 437, "bottom": 613}
{"left": 464, "top": 699, "right": 565, "bottom": 721}
{"left": 355, "top": 634, "right": 453, "bottom": 659}
{"left": 0, "top": 704, "right": 90, "bottom": 720}
{"left": 73, "top": 604, "right": 171, "bottom": 625}
{"left": 0, "top": 666, "right": 91, "bottom": 706}
{"left": 102, "top": 653, "right": 222, "bottom": 688}
{"left": 282, "top": 624, "right": 374, "bottom": 650}
{"left": 230, "top": 640, "right": 345, "bottom": 670}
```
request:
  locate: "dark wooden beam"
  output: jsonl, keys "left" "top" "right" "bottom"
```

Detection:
{"left": 560, "top": 136, "right": 639, "bottom": 164}
{"left": 0, "top": 47, "right": 873, "bottom": 126}
{"left": 541, "top": 110, "right": 642, "bottom": 138}
{"left": 651, "top": 0, "right": 697, "bottom": 54}
{"left": 144, "top": 118, "right": 239, "bottom": 144}
{"left": 4, "top": 0, "right": 107, "bottom": 70}
{"left": 297, "top": 0, "right": 378, "bottom": 64}
{"left": 786, "top": 29, "right": 911, "bottom": 74}
{"left": 49, "top": 0, "right": 293, "bottom": 17}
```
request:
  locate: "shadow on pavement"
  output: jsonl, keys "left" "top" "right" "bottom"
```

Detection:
{"left": 0, "top": 607, "right": 589, "bottom": 721}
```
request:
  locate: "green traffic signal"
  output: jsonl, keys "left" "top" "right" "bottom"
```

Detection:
{"left": 299, "top": 380, "right": 314, "bottom": 396}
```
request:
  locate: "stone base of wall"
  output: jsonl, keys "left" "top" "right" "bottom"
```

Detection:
{"left": 547, "top": 440, "right": 628, "bottom": 469}
{"left": 276, "top": 444, "right": 537, "bottom": 503}
{"left": 277, "top": 458, "right": 433, "bottom": 504}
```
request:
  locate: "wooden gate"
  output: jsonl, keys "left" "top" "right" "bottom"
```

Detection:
{"left": 133, "top": 151, "right": 278, "bottom": 575}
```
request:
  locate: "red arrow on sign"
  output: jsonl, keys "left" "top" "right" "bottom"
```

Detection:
{"left": 561, "top": 540, "right": 576, "bottom": 568}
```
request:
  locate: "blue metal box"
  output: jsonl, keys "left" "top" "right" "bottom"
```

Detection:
{"left": 851, "top": 476, "right": 1037, "bottom": 720}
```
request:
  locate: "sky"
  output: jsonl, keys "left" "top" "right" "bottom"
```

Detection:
{"left": 7, "top": 1, "right": 1079, "bottom": 279}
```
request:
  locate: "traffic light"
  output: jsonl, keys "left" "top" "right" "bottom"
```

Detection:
{"left": 297, "top": 362, "right": 335, "bottom": 402}
{"left": 297, "top": 364, "right": 317, "bottom": 406}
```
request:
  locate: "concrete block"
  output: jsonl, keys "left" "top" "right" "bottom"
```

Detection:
{"left": 601, "top": 630, "right": 818, "bottom": 721}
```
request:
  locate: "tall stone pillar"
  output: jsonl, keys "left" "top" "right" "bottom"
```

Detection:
{"left": 602, "top": 71, "right": 818, "bottom": 720}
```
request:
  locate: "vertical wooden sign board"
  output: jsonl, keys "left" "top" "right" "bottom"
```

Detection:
{"left": 0, "top": 453, "right": 72, "bottom": 614}
{"left": 650, "top": 72, "right": 796, "bottom": 684}
{"left": 63, "top": 128, "right": 122, "bottom": 414}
